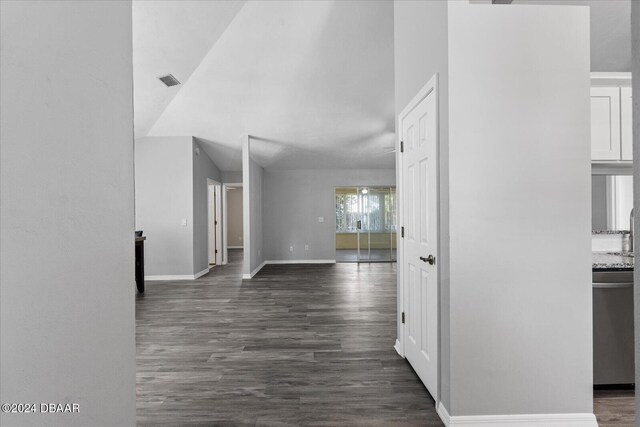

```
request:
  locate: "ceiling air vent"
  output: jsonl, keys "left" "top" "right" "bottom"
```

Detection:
{"left": 158, "top": 74, "right": 180, "bottom": 87}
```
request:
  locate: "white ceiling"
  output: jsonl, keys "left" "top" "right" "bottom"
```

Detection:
{"left": 513, "top": 0, "right": 631, "bottom": 71}
{"left": 133, "top": 0, "right": 630, "bottom": 171}
{"left": 133, "top": 1, "right": 246, "bottom": 138}
{"left": 136, "top": 0, "right": 395, "bottom": 171}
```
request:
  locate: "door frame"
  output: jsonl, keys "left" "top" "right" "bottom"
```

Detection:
{"left": 357, "top": 186, "right": 396, "bottom": 263}
{"left": 207, "top": 179, "right": 223, "bottom": 266}
{"left": 221, "top": 183, "right": 228, "bottom": 265}
{"left": 357, "top": 187, "right": 370, "bottom": 262}
{"left": 396, "top": 73, "right": 440, "bottom": 404}
{"left": 223, "top": 182, "right": 243, "bottom": 265}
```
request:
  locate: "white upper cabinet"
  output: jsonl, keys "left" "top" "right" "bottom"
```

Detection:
{"left": 590, "top": 73, "right": 632, "bottom": 163}
{"left": 620, "top": 86, "right": 633, "bottom": 161}
{"left": 590, "top": 87, "right": 621, "bottom": 161}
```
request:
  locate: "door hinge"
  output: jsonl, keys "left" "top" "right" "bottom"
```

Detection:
{"left": 401, "top": 312, "right": 405, "bottom": 324}
{"left": 401, "top": 227, "right": 404, "bottom": 238}
{"left": 215, "top": 249, "right": 218, "bottom": 254}
{"left": 400, "top": 141, "right": 404, "bottom": 153}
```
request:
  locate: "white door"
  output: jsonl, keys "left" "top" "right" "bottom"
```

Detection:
{"left": 208, "top": 184, "right": 218, "bottom": 265}
{"left": 400, "top": 76, "right": 439, "bottom": 401}
{"left": 620, "top": 86, "right": 632, "bottom": 161}
{"left": 214, "top": 185, "right": 222, "bottom": 265}
{"left": 591, "top": 86, "right": 621, "bottom": 161}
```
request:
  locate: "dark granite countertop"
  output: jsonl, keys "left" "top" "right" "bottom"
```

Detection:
{"left": 592, "top": 230, "right": 630, "bottom": 235}
{"left": 593, "top": 251, "right": 634, "bottom": 270}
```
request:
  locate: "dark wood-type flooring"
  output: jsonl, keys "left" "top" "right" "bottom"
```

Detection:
{"left": 137, "top": 250, "right": 634, "bottom": 426}
{"left": 136, "top": 250, "right": 442, "bottom": 426}
{"left": 594, "top": 389, "right": 635, "bottom": 426}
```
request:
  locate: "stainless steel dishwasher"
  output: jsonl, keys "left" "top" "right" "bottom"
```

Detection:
{"left": 593, "top": 270, "right": 635, "bottom": 386}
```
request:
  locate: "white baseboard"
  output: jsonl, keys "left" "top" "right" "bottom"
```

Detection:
{"left": 193, "top": 268, "right": 210, "bottom": 279}
{"left": 145, "top": 275, "right": 194, "bottom": 281}
{"left": 265, "top": 259, "right": 336, "bottom": 264}
{"left": 394, "top": 339, "right": 404, "bottom": 357}
{"left": 437, "top": 403, "right": 451, "bottom": 426}
{"left": 228, "top": 246, "right": 243, "bottom": 249}
{"left": 146, "top": 267, "right": 210, "bottom": 281}
{"left": 242, "top": 261, "right": 266, "bottom": 279}
{"left": 144, "top": 268, "right": 209, "bottom": 281}
{"left": 436, "top": 404, "right": 597, "bottom": 427}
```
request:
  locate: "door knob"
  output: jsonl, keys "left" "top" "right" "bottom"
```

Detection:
{"left": 420, "top": 255, "right": 435, "bottom": 265}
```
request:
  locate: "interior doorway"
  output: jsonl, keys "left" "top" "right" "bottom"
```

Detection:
{"left": 208, "top": 179, "right": 222, "bottom": 267}
{"left": 223, "top": 183, "right": 243, "bottom": 266}
{"left": 335, "top": 186, "right": 397, "bottom": 263}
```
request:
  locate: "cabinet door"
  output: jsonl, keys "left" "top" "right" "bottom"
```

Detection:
{"left": 620, "top": 87, "right": 633, "bottom": 161}
{"left": 591, "top": 87, "right": 621, "bottom": 161}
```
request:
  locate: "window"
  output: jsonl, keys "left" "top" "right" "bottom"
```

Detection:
{"left": 335, "top": 190, "right": 359, "bottom": 232}
{"left": 384, "top": 191, "right": 397, "bottom": 232}
{"left": 335, "top": 187, "right": 396, "bottom": 233}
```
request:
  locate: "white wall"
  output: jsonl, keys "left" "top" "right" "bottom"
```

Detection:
{"left": 192, "top": 138, "right": 222, "bottom": 274}
{"left": 242, "top": 136, "right": 265, "bottom": 277}
{"left": 135, "top": 136, "right": 221, "bottom": 278}
{"left": 263, "top": 169, "right": 395, "bottom": 261}
{"left": 223, "top": 171, "right": 243, "bottom": 183}
{"left": 447, "top": 1, "right": 592, "bottom": 417}
{"left": 0, "top": 1, "right": 136, "bottom": 426}
{"left": 393, "top": 0, "right": 451, "bottom": 408}
{"left": 227, "top": 187, "right": 244, "bottom": 247}
{"left": 135, "top": 136, "right": 194, "bottom": 276}
{"left": 242, "top": 165, "right": 395, "bottom": 272}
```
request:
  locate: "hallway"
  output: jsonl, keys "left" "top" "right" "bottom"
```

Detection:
{"left": 136, "top": 250, "right": 442, "bottom": 426}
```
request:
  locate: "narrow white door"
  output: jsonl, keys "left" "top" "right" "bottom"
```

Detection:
{"left": 208, "top": 185, "right": 216, "bottom": 265}
{"left": 214, "top": 185, "right": 222, "bottom": 265}
{"left": 400, "top": 77, "right": 439, "bottom": 401}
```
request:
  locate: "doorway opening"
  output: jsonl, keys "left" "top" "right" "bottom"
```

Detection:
{"left": 335, "top": 186, "right": 397, "bottom": 263}
{"left": 207, "top": 179, "right": 222, "bottom": 267}
{"left": 223, "top": 183, "right": 243, "bottom": 267}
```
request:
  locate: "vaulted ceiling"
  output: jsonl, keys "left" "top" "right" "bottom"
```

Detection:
{"left": 133, "top": 0, "right": 631, "bottom": 171}
{"left": 134, "top": 0, "right": 395, "bottom": 171}
{"left": 133, "top": 1, "right": 247, "bottom": 139}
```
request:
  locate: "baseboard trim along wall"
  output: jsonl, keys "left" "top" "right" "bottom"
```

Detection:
{"left": 436, "top": 404, "right": 597, "bottom": 427}
{"left": 194, "top": 268, "right": 211, "bottom": 279}
{"left": 394, "top": 339, "right": 403, "bottom": 357}
{"left": 228, "top": 246, "right": 244, "bottom": 249}
{"left": 242, "top": 261, "right": 266, "bottom": 280}
{"left": 265, "top": 260, "right": 336, "bottom": 264}
{"left": 145, "top": 267, "right": 210, "bottom": 281}
{"left": 437, "top": 404, "right": 451, "bottom": 426}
